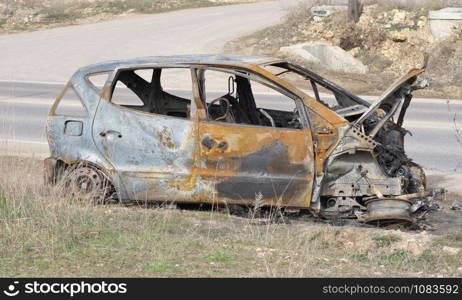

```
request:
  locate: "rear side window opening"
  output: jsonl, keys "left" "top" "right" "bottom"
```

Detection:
{"left": 52, "top": 84, "right": 88, "bottom": 118}
{"left": 109, "top": 67, "right": 193, "bottom": 119}
{"left": 86, "top": 72, "right": 110, "bottom": 92}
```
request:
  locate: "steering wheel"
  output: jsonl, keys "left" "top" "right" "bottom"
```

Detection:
{"left": 209, "top": 97, "right": 233, "bottom": 121}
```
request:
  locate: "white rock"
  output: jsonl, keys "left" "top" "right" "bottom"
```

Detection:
{"left": 392, "top": 10, "right": 407, "bottom": 25}
{"left": 429, "top": 7, "right": 462, "bottom": 40}
{"left": 279, "top": 42, "right": 368, "bottom": 74}
{"left": 348, "top": 47, "right": 360, "bottom": 57}
{"left": 313, "top": 16, "right": 323, "bottom": 22}
{"left": 390, "top": 32, "right": 407, "bottom": 42}
{"left": 280, "top": 44, "right": 321, "bottom": 64}
{"left": 417, "top": 16, "right": 427, "bottom": 28}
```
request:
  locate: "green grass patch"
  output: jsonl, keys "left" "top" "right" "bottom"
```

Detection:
{"left": 434, "top": 234, "right": 462, "bottom": 248}
{"left": 372, "top": 234, "right": 401, "bottom": 248}
{"left": 417, "top": 249, "right": 436, "bottom": 265}
{"left": 0, "top": 193, "right": 9, "bottom": 218}
{"left": 352, "top": 253, "right": 368, "bottom": 262}
{"left": 0, "top": 193, "right": 26, "bottom": 221}
{"left": 380, "top": 249, "right": 411, "bottom": 266}
{"left": 205, "top": 248, "right": 232, "bottom": 263}
{"left": 147, "top": 261, "right": 177, "bottom": 273}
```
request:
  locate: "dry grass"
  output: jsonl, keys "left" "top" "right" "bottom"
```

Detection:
{"left": 0, "top": 155, "right": 461, "bottom": 277}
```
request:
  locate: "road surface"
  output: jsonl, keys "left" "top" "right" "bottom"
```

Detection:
{"left": 0, "top": 0, "right": 461, "bottom": 193}
{"left": 0, "top": 0, "right": 299, "bottom": 83}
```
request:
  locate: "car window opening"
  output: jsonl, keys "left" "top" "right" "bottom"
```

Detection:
{"left": 263, "top": 62, "right": 371, "bottom": 122}
{"left": 54, "top": 84, "right": 88, "bottom": 117}
{"left": 110, "top": 68, "right": 192, "bottom": 119}
{"left": 198, "top": 69, "right": 302, "bottom": 130}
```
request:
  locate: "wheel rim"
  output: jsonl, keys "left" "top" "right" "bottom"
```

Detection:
{"left": 63, "top": 166, "right": 110, "bottom": 204}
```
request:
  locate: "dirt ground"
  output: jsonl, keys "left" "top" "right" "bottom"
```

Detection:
{"left": 425, "top": 173, "right": 462, "bottom": 236}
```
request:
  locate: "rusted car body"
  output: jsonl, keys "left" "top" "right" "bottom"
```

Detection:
{"left": 45, "top": 55, "right": 428, "bottom": 222}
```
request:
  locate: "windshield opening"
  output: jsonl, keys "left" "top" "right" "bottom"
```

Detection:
{"left": 262, "top": 62, "right": 370, "bottom": 111}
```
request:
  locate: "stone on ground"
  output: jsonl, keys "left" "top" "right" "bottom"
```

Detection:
{"left": 279, "top": 42, "right": 368, "bottom": 74}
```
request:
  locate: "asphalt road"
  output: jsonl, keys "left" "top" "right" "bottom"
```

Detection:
{"left": 0, "top": 0, "right": 299, "bottom": 83}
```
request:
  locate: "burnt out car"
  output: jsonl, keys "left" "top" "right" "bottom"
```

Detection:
{"left": 45, "top": 54, "right": 429, "bottom": 223}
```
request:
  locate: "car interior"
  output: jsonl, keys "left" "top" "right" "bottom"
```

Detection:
{"left": 110, "top": 67, "right": 303, "bottom": 130}
{"left": 197, "top": 69, "right": 302, "bottom": 129}
{"left": 111, "top": 68, "right": 192, "bottom": 118}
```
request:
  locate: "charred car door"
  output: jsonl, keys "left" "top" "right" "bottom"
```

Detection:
{"left": 193, "top": 67, "right": 315, "bottom": 208}
{"left": 92, "top": 67, "right": 198, "bottom": 202}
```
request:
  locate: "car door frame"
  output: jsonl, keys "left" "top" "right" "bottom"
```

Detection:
{"left": 190, "top": 65, "right": 315, "bottom": 208}
{"left": 92, "top": 64, "right": 201, "bottom": 203}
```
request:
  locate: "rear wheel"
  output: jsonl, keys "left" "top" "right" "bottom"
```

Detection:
{"left": 60, "top": 164, "right": 114, "bottom": 204}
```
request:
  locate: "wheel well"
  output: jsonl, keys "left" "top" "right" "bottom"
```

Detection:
{"left": 50, "top": 159, "right": 114, "bottom": 188}
{"left": 49, "top": 159, "right": 120, "bottom": 203}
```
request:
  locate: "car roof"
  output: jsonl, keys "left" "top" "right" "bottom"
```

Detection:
{"left": 76, "top": 54, "right": 284, "bottom": 76}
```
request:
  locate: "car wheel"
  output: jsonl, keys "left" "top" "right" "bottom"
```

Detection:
{"left": 61, "top": 164, "right": 114, "bottom": 204}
